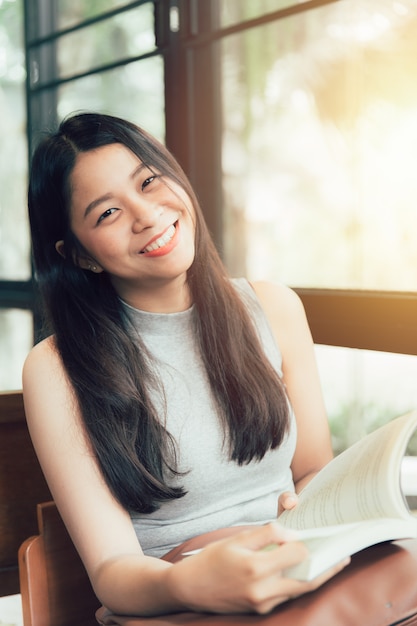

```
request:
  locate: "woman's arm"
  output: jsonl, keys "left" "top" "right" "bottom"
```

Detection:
{"left": 22, "top": 333, "right": 343, "bottom": 617}
{"left": 252, "top": 281, "right": 333, "bottom": 493}
{"left": 22, "top": 338, "right": 172, "bottom": 615}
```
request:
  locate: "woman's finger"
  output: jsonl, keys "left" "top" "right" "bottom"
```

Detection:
{"left": 245, "top": 554, "right": 352, "bottom": 614}
{"left": 224, "top": 522, "right": 299, "bottom": 553}
{"left": 278, "top": 491, "right": 298, "bottom": 515}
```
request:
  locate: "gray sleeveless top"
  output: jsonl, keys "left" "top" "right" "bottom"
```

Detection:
{"left": 122, "top": 278, "right": 296, "bottom": 557}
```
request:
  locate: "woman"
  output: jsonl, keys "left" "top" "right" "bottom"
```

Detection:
{"left": 23, "top": 112, "right": 348, "bottom": 618}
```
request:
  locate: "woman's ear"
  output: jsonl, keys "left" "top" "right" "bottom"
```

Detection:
{"left": 55, "top": 240, "right": 66, "bottom": 258}
{"left": 55, "top": 239, "right": 103, "bottom": 273}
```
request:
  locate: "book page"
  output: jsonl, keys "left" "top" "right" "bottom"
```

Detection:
{"left": 283, "top": 516, "right": 417, "bottom": 581}
{"left": 280, "top": 411, "right": 417, "bottom": 530}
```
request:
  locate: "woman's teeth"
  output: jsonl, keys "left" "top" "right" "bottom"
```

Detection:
{"left": 142, "top": 224, "right": 176, "bottom": 253}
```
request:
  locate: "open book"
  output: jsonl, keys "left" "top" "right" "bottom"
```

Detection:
{"left": 277, "top": 410, "right": 417, "bottom": 581}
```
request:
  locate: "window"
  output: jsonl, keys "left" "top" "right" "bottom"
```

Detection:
{"left": 25, "top": 1, "right": 166, "bottom": 145}
{"left": 0, "top": 0, "right": 32, "bottom": 391}
{"left": 221, "top": 0, "right": 417, "bottom": 292}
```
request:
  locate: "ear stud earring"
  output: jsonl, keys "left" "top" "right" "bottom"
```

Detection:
{"left": 89, "top": 264, "right": 98, "bottom": 272}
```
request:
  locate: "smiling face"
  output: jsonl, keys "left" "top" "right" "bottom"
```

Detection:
{"left": 67, "top": 143, "right": 196, "bottom": 311}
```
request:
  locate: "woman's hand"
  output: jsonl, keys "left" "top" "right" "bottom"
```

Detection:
{"left": 164, "top": 523, "right": 350, "bottom": 615}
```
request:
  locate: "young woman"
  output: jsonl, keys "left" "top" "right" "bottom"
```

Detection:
{"left": 23, "top": 112, "right": 348, "bottom": 618}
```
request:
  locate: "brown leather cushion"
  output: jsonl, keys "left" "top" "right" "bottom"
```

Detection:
{"left": 96, "top": 531, "right": 417, "bottom": 626}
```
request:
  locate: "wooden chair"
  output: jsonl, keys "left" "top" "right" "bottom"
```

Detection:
{"left": 0, "top": 390, "right": 51, "bottom": 597}
{"left": 18, "top": 500, "right": 101, "bottom": 626}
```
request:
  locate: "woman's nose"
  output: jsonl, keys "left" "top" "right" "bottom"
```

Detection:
{"left": 130, "top": 198, "right": 163, "bottom": 232}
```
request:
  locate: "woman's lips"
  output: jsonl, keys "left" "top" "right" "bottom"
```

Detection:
{"left": 140, "top": 222, "right": 179, "bottom": 257}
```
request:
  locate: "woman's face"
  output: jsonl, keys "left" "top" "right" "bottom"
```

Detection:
{"left": 66, "top": 143, "right": 196, "bottom": 310}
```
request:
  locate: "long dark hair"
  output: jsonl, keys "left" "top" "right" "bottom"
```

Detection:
{"left": 28, "top": 112, "right": 290, "bottom": 513}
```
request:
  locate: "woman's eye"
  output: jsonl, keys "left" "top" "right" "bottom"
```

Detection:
{"left": 142, "top": 175, "right": 157, "bottom": 190}
{"left": 97, "top": 208, "right": 118, "bottom": 224}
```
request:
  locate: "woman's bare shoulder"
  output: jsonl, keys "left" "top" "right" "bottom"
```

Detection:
{"left": 25, "top": 334, "right": 56, "bottom": 358}
{"left": 22, "top": 335, "right": 73, "bottom": 413}
{"left": 249, "top": 280, "right": 306, "bottom": 323}
{"left": 23, "top": 334, "right": 62, "bottom": 373}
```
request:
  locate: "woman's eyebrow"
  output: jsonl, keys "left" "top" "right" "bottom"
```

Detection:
{"left": 84, "top": 193, "right": 113, "bottom": 219}
{"left": 130, "top": 163, "right": 146, "bottom": 180}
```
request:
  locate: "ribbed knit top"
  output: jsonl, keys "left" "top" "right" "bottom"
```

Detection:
{"left": 122, "top": 278, "right": 296, "bottom": 557}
